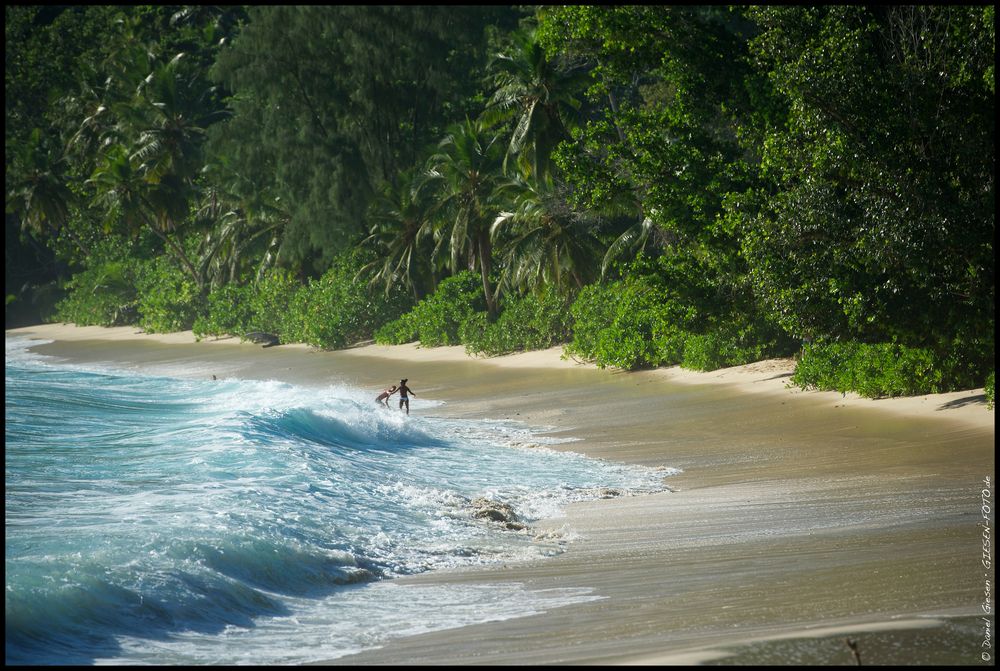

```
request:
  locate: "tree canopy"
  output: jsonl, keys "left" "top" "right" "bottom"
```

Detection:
{"left": 5, "top": 5, "right": 993, "bottom": 398}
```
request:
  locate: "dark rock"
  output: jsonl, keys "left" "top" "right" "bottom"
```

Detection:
{"left": 470, "top": 497, "right": 526, "bottom": 531}
{"left": 244, "top": 331, "right": 280, "bottom": 347}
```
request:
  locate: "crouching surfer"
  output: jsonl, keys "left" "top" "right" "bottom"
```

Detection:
{"left": 375, "top": 384, "right": 398, "bottom": 407}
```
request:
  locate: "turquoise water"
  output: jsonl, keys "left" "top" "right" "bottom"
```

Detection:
{"left": 5, "top": 336, "right": 672, "bottom": 665}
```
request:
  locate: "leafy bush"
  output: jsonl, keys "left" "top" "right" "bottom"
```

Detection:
{"left": 983, "top": 371, "right": 994, "bottom": 411}
{"left": 681, "top": 319, "right": 797, "bottom": 372}
{"left": 566, "top": 272, "right": 694, "bottom": 370}
{"left": 193, "top": 283, "right": 255, "bottom": 339}
{"left": 375, "top": 271, "right": 484, "bottom": 347}
{"left": 682, "top": 332, "right": 745, "bottom": 371}
{"left": 244, "top": 269, "right": 302, "bottom": 339}
{"left": 132, "top": 256, "right": 202, "bottom": 333}
{"left": 374, "top": 309, "right": 419, "bottom": 345}
{"left": 461, "top": 289, "right": 574, "bottom": 356}
{"left": 53, "top": 260, "right": 139, "bottom": 326}
{"left": 563, "top": 282, "right": 616, "bottom": 361}
{"left": 290, "top": 254, "right": 412, "bottom": 349}
{"left": 194, "top": 252, "right": 412, "bottom": 349}
{"left": 791, "top": 340, "right": 946, "bottom": 398}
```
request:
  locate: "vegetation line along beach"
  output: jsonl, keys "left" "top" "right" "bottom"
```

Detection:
{"left": 6, "top": 6, "right": 994, "bottom": 406}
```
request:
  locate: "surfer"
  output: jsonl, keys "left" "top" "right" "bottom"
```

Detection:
{"left": 397, "top": 379, "right": 415, "bottom": 415}
{"left": 375, "top": 384, "right": 398, "bottom": 407}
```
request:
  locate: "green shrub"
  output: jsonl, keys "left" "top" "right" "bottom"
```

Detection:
{"left": 375, "top": 271, "right": 484, "bottom": 347}
{"left": 193, "top": 283, "right": 255, "bottom": 339}
{"left": 566, "top": 272, "right": 693, "bottom": 370}
{"left": 682, "top": 332, "right": 737, "bottom": 371}
{"left": 462, "top": 290, "right": 574, "bottom": 356}
{"left": 290, "top": 254, "right": 412, "bottom": 349}
{"left": 681, "top": 319, "right": 797, "bottom": 372}
{"left": 983, "top": 371, "right": 994, "bottom": 411}
{"left": 939, "top": 326, "right": 995, "bottom": 393}
{"left": 53, "top": 260, "right": 140, "bottom": 326}
{"left": 792, "top": 340, "right": 946, "bottom": 398}
{"left": 374, "top": 309, "right": 419, "bottom": 345}
{"left": 199, "top": 252, "right": 413, "bottom": 348}
{"left": 563, "top": 282, "right": 616, "bottom": 360}
{"left": 245, "top": 269, "right": 302, "bottom": 339}
{"left": 132, "top": 256, "right": 202, "bottom": 333}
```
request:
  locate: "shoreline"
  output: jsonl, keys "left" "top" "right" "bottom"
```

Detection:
{"left": 6, "top": 323, "right": 995, "bottom": 665}
{"left": 9, "top": 323, "right": 991, "bottom": 430}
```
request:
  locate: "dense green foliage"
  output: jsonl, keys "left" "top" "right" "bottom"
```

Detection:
{"left": 740, "top": 7, "right": 994, "bottom": 354}
{"left": 208, "top": 6, "right": 521, "bottom": 273}
{"left": 566, "top": 255, "right": 796, "bottom": 370}
{"left": 985, "top": 372, "right": 995, "bottom": 411}
{"left": 792, "top": 341, "right": 944, "bottom": 399}
{"left": 53, "top": 259, "right": 138, "bottom": 327}
{"left": 133, "top": 254, "right": 201, "bottom": 333}
{"left": 566, "top": 271, "right": 691, "bottom": 371}
{"left": 375, "top": 271, "right": 484, "bottom": 347}
{"left": 6, "top": 6, "right": 993, "bottom": 402}
{"left": 192, "top": 282, "right": 254, "bottom": 339}
{"left": 461, "top": 289, "right": 574, "bottom": 357}
{"left": 289, "top": 253, "right": 412, "bottom": 350}
{"left": 194, "top": 252, "right": 411, "bottom": 349}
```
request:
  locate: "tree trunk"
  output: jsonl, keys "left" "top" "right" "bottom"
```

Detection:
{"left": 150, "top": 225, "right": 204, "bottom": 292}
{"left": 477, "top": 233, "right": 496, "bottom": 320}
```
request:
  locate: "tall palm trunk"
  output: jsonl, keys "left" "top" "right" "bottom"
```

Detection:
{"left": 477, "top": 232, "right": 497, "bottom": 319}
{"left": 150, "top": 225, "right": 204, "bottom": 292}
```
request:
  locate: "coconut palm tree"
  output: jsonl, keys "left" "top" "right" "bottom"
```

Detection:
{"left": 194, "top": 164, "right": 290, "bottom": 288}
{"left": 86, "top": 145, "right": 152, "bottom": 235}
{"left": 422, "top": 118, "right": 507, "bottom": 318}
{"left": 359, "top": 169, "right": 439, "bottom": 301}
{"left": 601, "top": 210, "right": 677, "bottom": 277}
{"left": 130, "top": 52, "right": 229, "bottom": 184}
{"left": 7, "top": 129, "right": 92, "bottom": 257}
{"left": 197, "top": 199, "right": 286, "bottom": 288}
{"left": 87, "top": 145, "right": 203, "bottom": 289}
{"left": 480, "top": 26, "right": 588, "bottom": 181}
{"left": 82, "top": 41, "right": 230, "bottom": 292}
{"left": 490, "top": 175, "right": 603, "bottom": 297}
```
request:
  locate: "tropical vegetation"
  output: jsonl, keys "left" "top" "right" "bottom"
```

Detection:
{"left": 6, "top": 5, "right": 994, "bottom": 400}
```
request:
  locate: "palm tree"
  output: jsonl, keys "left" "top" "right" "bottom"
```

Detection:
{"left": 601, "top": 210, "right": 677, "bottom": 277}
{"left": 359, "top": 169, "right": 438, "bottom": 301}
{"left": 8, "top": 129, "right": 92, "bottom": 257}
{"left": 423, "top": 118, "right": 508, "bottom": 318}
{"left": 491, "top": 175, "right": 603, "bottom": 297}
{"left": 480, "top": 27, "right": 588, "bottom": 181}
{"left": 87, "top": 145, "right": 203, "bottom": 289}
{"left": 195, "top": 167, "right": 289, "bottom": 288}
{"left": 86, "top": 145, "right": 152, "bottom": 235}
{"left": 81, "top": 42, "right": 230, "bottom": 293}
{"left": 130, "top": 53, "right": 229, "bottom": 184}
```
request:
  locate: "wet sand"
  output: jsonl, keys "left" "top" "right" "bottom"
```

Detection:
{"left": 6, "top": 324, "right": 995, "bottom": 665}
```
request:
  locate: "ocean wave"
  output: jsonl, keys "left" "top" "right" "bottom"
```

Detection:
{"left": 195, "top": 538, "right": 377, "bottom": 596}
{"left": 6, "top": 341, "right": 676, "bottom": 665}
{"left": 243, "top": 405, "right": 444, "bottom": 454}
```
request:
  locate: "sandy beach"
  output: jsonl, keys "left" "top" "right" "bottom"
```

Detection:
{"left": 7, "top": 323, "right": 995, "bottom": 665}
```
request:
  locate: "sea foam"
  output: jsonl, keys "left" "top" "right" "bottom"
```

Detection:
{"left": 5, "top": 335, "right": 671, "bottom": 665}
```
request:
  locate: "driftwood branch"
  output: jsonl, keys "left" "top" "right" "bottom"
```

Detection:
{"left": 844, "top": 638, "right": 862, "bottom": 666}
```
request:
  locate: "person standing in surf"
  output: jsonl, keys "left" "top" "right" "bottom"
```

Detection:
{"left": 397, "top": 379, "right": 415, "bottom": 415}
